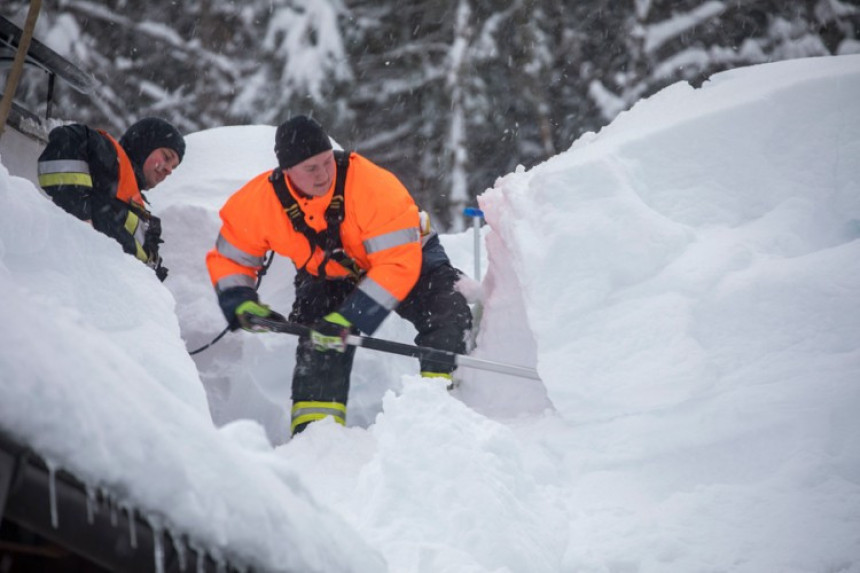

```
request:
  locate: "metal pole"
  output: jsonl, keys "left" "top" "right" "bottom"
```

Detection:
{"left": 46, "top": 70, "right": 55, "bottom": 119}
{"left": 463, "top": 207, "right": 484, "bottom": 281}
{"left": 461, "top": 207, "right": 486, "bottom": 352}
{"left": 472, "top": 215, "right": 481, "bottom": 280}
{"left": 0, "top": 0, "right": 42, "bottom": 137}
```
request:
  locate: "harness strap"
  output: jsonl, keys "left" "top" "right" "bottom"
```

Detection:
{"left": 269, "top": 150, "right": 361, "bottom": 280}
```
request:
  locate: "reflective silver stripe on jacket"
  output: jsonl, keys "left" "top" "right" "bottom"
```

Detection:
{"left": 131, "top": 214, "right": 147, "bottom": 246}
{"left": 37, "top": 159, "right": 94, "bottom": 188}
{"left": 215, "top": 273, "right": 256, "bottom": 292}
{"left": 215, "top": 234, "right": 266, "bottom": 267}
{"left": 37, "top": 159, "right": 92, "bottom": 176}
{"left": 363, "top": 226, "right": 420, "bottom": 254}
{"left": 358, "top": 276, "right": 399, "bottom": 310}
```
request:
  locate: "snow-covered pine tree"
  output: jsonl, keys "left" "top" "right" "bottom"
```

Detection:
{"left": 2, "top": 0, "right": 857, "bottom": 230}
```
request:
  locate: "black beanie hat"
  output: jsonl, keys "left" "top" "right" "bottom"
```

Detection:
{"left": 119, "top": 117, "right": 186, "bottom": 168}
{"left": 274, "top": 115, "right": 332, "bottom": 169}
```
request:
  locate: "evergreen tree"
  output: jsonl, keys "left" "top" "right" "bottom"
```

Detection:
{"left": 3, "top": 0, "right": 858, "bottom": 229}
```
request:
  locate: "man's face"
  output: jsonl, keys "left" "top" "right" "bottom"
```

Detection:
{"left": 285, "top": 150, "right": 335, "bottom": 197}
{"left": 142, "top": 147, "right": 180, "bottom": 189}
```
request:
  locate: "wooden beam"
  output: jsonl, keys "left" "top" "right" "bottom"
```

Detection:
{"left": 0, "top": 0, "right": 42, "bottom": 137}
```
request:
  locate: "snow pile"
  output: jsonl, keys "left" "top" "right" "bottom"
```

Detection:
{"left": 479, "top": 54, "right": 860, "bottom": 571}
{"left": 0, "top": 160, "right": 384, "bottom": 571}
{"left": 493, "top": 54, "right": 860, "bottom": 421}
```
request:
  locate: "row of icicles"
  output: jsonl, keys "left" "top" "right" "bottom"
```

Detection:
{"left": 44, "top": 459, "right": 250, "bottom": 573}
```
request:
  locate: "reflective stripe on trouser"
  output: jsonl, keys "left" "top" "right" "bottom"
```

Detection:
{"left": 291, "top": 401, "right": 346, "bottom": 434}
{"left": 421, "top": 370, "right": 455, "bottom": 390}
{"left": 420, "top": 371, "right": 452, "bottom": 380}
{"left": 291, "top": 337, "right": 357, "bottom": 435}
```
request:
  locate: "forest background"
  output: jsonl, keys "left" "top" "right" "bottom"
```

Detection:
{"left": 2, "top": 0, "right": 859, "bottom": 230}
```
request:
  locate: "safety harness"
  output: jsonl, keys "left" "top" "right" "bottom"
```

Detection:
{"left": 268, "top": 150, "right": 362, "bottom": 281}
{"left": 194, "top": 151, "right": 358, "bottom": 357}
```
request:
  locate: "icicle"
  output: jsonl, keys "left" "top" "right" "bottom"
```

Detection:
{"left": 45, "top": 459, "right": 59, "bottom": 529}
{"left": 169, "top": 529, "right": 188, "bottom": 572}
{"left": 148, "top": 515, "right": 165, "bottom": 573}
{"left": 214, "top": 552, "right": 226, "bottom": 573}
{"left": 123, "top": 503, "right": 137, "bottom": 549}
{"left": 107, "top": 492, "right": 118, "bottom": 526}
{"left": 84, "top": 484, "right": 98, "bottom": 524}
{"left": 189, "top": 541, "right": 206, "bottom": 573}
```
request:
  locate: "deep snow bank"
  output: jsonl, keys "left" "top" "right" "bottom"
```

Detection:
{"left": 478, "top": 52, "right": 860, "bottom": 572}
{"left": 482, "top": 54, "right": 860, "bottom": 422}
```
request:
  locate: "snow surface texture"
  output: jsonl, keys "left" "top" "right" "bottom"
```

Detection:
{"left": 1, "top": 54, "right": 859, "bottom": 572}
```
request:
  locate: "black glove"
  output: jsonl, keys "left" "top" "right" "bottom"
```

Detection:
{"left": 218, "top": 287, "right": 258, "bottom": 331}
{"left": 143, "top": 216, "right": 164, "bottom": 258}
{"left": 155, "top": 263, "right": 169, "bottom": 282}
{"left": 142, "top": 216, "right": 169, "bottom": 281}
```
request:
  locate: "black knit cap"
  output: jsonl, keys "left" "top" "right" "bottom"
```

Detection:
{"left": 274, "top": 115, "right": 332, "bottom": 169}
{"left": 119, "top": 117, "right": 186, "bottom": 168}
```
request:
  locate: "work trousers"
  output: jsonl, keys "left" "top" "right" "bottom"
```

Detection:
{"left": 289, "top": 263, "right": 472, "bottom": 430}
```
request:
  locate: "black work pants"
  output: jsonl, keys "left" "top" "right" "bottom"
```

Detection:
{"left": 289, "top": 263, "right": 472, "bottom": 413}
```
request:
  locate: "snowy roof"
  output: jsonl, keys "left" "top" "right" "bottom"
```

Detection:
{"left": 1, "top": 54, "right": 859, "bottom": 572}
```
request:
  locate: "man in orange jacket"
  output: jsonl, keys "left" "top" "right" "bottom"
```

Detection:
{"left": 206, "top": 115, "right": 472, "bottom": 435}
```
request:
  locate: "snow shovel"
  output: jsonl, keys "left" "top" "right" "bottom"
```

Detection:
{"left": 248, "top": 315, "right": 541, "bottom": 381}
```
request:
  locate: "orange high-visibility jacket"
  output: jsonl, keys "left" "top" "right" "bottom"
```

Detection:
{"left": 206, "top": 152, "right": 421, "bottom": 334}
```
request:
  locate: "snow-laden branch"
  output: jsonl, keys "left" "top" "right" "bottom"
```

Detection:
{"left": 644, "top": 1, "right": 726, "bottom": 54}
{"left": 68, "top": 1, "right": 238, "bottom": 77}
{"left": 588, "top": 79, "right": 628, "bottom": 122}
{"left": 264, "top": 0, "right": 351, "bottom": 100}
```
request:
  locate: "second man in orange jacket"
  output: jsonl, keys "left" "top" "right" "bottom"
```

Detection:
{"left": 206, "top": 115, "right": 472, "bottom": 436}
